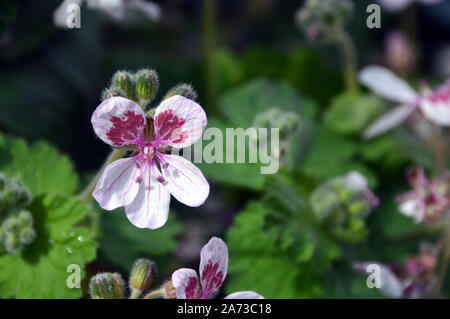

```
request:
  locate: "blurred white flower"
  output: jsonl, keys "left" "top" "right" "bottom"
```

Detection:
{"left": 378, "top": 0, "right": 442, "bottom": 13}
{"left": 53, "top": 0, "right": 160, "bottom": 28}
{"left": 359, "top": 65, "right": 450, "bottom": 138}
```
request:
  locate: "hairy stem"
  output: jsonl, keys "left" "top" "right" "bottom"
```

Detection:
{"left": 335, "top": 30, "right": 358, "bottom": 93}
{"left": 129, "top": 289, "right": 142, "bottom": 299}
{"left": 78, "top": 149, "right": 126, "bottom": 203}
{"left": 143, "top": 289, "right": 164, "bottom": 299}
{"left": 202, "top": 0, "right": 218, "bottom": 115}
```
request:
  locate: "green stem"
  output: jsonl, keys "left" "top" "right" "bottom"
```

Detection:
{"left": 335, "top": 30, "right": 358, "bottom": 93}
{"left": 78, "top": 149, "right": 126, "bottom": 203}
{"left": 430, "top": 123, "right": 446, "bottom": 175}
{"left": 432, "top": 219, "right": 450, "bottom": 296}
{"left": 143, "top": 289, "right": 164, "bottom": 299}
{"left": 202, "top": 0, "right": 218, "bottom": 115}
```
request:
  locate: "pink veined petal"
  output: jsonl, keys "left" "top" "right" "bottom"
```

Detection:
{"left": 124, "top": 162, "right": 171, "bottom": 229}
{"left": 172, "top": 268, "right": 200, "bottom": 299}
{"left": 92, "top": 157, "right": 140, "bottom": 210}
{"left": 158, "top": 154, "right": 209, "bottom": 207}
{"left": 224, "top": 291, "right": 265, "bottom": 299}
{"left": 154, "top": 95, "right": 207, "bottom": 148}
{"left": 419, "top": 98, "right": 450, "bottom": 126}
{"left": 363, "top": 103, "right": 416, "bottom": 139}
{"left": 359, "top": 65, "right": 418, "bottom": 104}
{"left": 199, "top": 237, "right": 228, "bottom": 299}
{"left": 91, "top": 96, "right": 146, "bottom": 147}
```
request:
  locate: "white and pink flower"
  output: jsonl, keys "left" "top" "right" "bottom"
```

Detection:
{"left": 359, "top": 65, "right": 450, "bottom": 139}
{"left": 396, "top": 167, "right": 450, "bottom": 223}
{"left": 91, "top": 95, "right": 209, "bottom": 229}
{"left": 378, "top": 0, "right": 442, "bottom": 13}
{"left": 172, "top": 237, "right": 264, "bottom": 299}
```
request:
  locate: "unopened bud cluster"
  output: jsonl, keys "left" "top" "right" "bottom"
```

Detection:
{"left": 89, "top": 272, "right": 125, "bottom": 299}
{"left": 310, "top": 172, "right": 378, "bottom": 242}
{"left": 0, "top": 174, "right": 35, "bottom": 254}
{"left": 102, "top": 69, "right": 197, "bottom": 110}
{"left": 295, "top": 0, "right": 353, "bottom": 42}
{"left": 252, "top": 108, "right": 301, "bottom": 162}
{"left": 89, "top": 258, "right": 175, "bottom": 299}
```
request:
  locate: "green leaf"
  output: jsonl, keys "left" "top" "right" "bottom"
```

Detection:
{"left": 99, "top": 209, "right": 182, "bottom": 269}
{"left": 0, "top": 195, "right": 97, "bottom": 298}
{"left": 202, "top": 78, "right": 318, "bottom": 189}
{"left": 301, "top": 128, "right": 378, "bottom": 187}
{"left": 0, "top": 133, "right": 78, "bottom": 196}
{"left": 226, "top": 202, "right": 322, "bottom": 298}
{"left": 195, "top": 118, "right": 266, "bottom": 190}
{"left": 220, "top": 78, "right": 317, "bottom": 128}
{"left": 324, "top": 93, "right": 384, "bottom": 135}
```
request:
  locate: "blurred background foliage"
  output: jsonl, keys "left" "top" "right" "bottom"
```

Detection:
{"left": 1, "top": 0, "right": 450, "bottom": 298}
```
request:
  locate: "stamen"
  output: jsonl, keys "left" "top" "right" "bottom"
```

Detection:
{"left": 162, "top": 162, "right": 169, "bottom": 169}
{"left": 135, "top": 176, "right": 143, "bottom": 184}
{"left": 156, "top": 176, "right": 166, "bottom": 184}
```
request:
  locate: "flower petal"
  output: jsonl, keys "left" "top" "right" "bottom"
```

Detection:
{"left": 125, "top": 162, "right": 171, "bottom": 229}
{"left": 92, "top": 96, "right": 146, "bottom": 147}
{"left": 158, "top": 154, "right": 209, "bottom": 207}
{"left": 225, "top": 291, "right": 265, "bottom": 299}
{"left": 406, "top": 167, "right": 428, "bottom": 188}
{"left": 363, "top": 103, "right": 416, "bottom": 139}
{"left": 128, "top": 0, "right": 161, "bottom": 21}
{"left": 419, "top": 85, "right": 450, "bottom": 126}
{"left": 154, "top": 95, "right": 207, "bottom": 148}
{"left": 172, "top": 268, "right": 200, "bottom": 299}
{"left": 199, "top": 237, "right": 228, "bottom": 299}
{"left": 397, "top": 195, "right": 425, "bottom": 223}
{"left": 353, "top": 262, "right": 404, "bottom": 298}
{"left": 93, "top": 157, "right": 140, "bottom": 210}
{"left": 359, "top": 66, "right": 418, "bottom": 104}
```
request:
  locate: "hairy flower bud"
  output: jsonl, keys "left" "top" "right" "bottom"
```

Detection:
{"left": 163, "top": 280, "right": 176, "bottom": 299}
{"left": 129, "top": 258, "right": 155, "bottom": 293}
{"left": 295, "top": 0, "right": 353, "bottom": 42}
{"left": 3, "top": 233, "right": 20, "bottom": 255}
{"left": 163, "top": 83, "right": 198, "bottom": 101}
{"left": 101, "top": 87, "right": 126, "bottom": 101}
{"left": 310, "top": 172, "right": 378, "bottom": 242}
{"left": 112, "top": 71, "right": 136, "bottom": 101}
{"left": 135, "top": 69, "right": 159, "bottom": 102}
{"left": 89, "top": 273, "right": 125, "bottom": 299}
{"left": 0, "top": 209, "right": 35, "bottom": 254}
{"left": 0, "top": 175, "right": 31, "bottom": 215}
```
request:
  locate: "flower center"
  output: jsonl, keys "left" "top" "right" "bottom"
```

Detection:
{"left": 142, "top": 144, "right": 155, "bottom": 162}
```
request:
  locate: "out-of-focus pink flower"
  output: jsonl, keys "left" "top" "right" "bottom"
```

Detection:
{"left": 359, "top": 65, "right": 450, "bottom": 138}
{"left": 172, "top": 237, "right": 264, "bottom": 299}
{"left": 353, "top": 245, "right": 437, "bottom": 298}
{"left": 91, "top": 95, "right": 209, "bottom": 229}
{"left": 384, "top": 30, "right": 415, "bottom": 76}
{"left": 378, "top": 0, "right": 442, "bottom": 13}
{"left": 396, "top": 167, "right": 449, "bottom": 223}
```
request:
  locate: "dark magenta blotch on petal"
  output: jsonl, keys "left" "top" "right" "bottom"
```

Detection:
{"left": 106, "top": 111, "right": 145, "bottom": 146}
